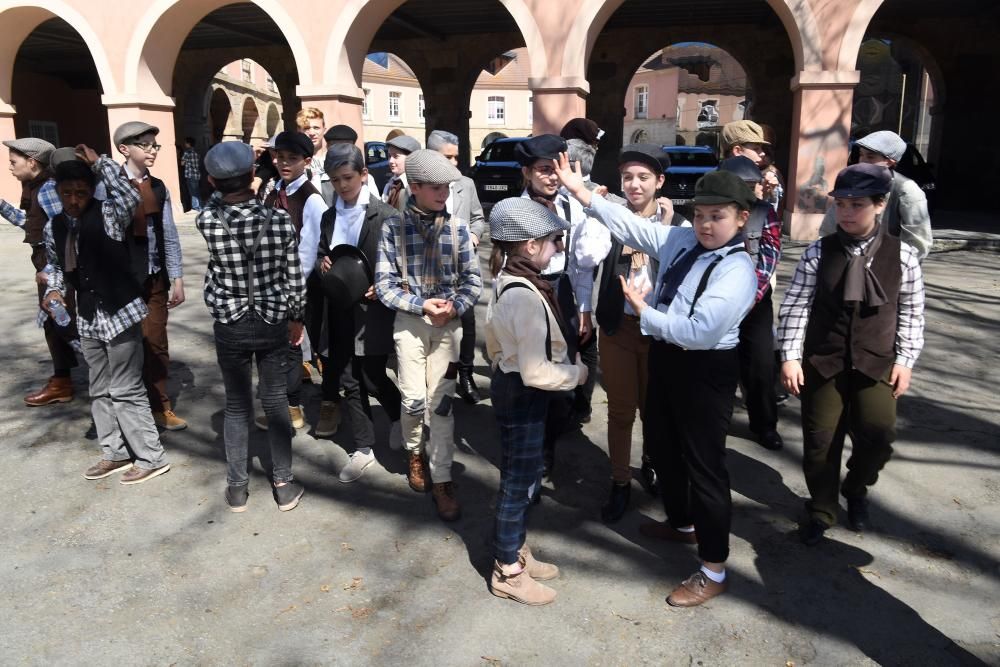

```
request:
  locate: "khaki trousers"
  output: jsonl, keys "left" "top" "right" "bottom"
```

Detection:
{"left": 393, "top": 312, "right": 461, "bottom": 483}
{"left": 599, "top": 316, "right": 651, "bottom": 483}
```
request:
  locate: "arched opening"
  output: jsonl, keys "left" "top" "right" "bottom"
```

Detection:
{"left": 481, "top": 131, "right": 508, "bottom": 149}
{"left": 360, "top": 52, "right": 426, "bottom": 144}
{"left": 208, "top": 87, "right": 232, "bottom": 144}
{"left": 240, "top": 97, "right": 260, "bottom": 143}
{"left": 266, "top": 103, "right": 280, "bottom": 136}
{"left": 11, "top": 17, "right": 110, "bottom": 152}
{"left": 470, "top": 48, "right": 533, "bottom": 156}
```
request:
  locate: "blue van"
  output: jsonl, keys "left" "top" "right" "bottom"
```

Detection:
{"left": 662, "top": 145, "right": 719, "bottom": 205}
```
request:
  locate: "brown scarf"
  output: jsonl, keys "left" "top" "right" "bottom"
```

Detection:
{"left": 526, "top": 184, "right": 557, "bottom": 213}
{"left": 837, "top": 224, "right": 887, "bottom": 307}
{"left": 621, "top": 201, "right": 661, "bottom": 271}
{"left": 130, "top": 176, "right": 161, "bottom": 238}
{"left": 387, "top": 178, "right": 405, "bottom": 210}
{"left": 406, "top": 202, "right": 449, "bottom": 292}
{"left": 21, "top": 172, "right": 50, "bottom": 247}
{"left": 503, "top": 254, "right": 568, "bottom": 335}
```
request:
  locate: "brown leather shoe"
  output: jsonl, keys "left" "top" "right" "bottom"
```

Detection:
{"left": 518, "top": 545, "right": 559, "bottom": 581}
{"left": 83, "top": 458, "right": 133, "bottom": 480}
{"left": 490, "top": 561, "right": 556, "bottom": 605}
{"left": 431, "top": 482, "right": 461, "bottom": 521}
{"left": 408, "top": 452, "right": 428, "bottom": 492}
{"left": 639, "top": 520, "right": 698, "bottom": 544}
{"left": 24, "top": 376, "right": 73, "bottom": 406}
{"left": 666, "top": 571, "right": 727, "bottom": 607}
{"left": 153, "top": 409, "right": 188, "bottom": 431}
{"left": 120, "top": 463, "right": 171, "bottom": 485}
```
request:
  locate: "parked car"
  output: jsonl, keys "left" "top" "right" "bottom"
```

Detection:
{"left": 849, "top": 140, "right": 937, "bottom": 211}
{"left": 661, "top": 145, "right": 718, "bottom": 211}
{"left": 469, "top": 137, "right": 529, "bottom": 207}
{"left": 365, "top": 141, "right": 390, "bottom": 193}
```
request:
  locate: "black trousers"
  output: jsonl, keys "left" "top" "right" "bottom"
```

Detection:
{"left": 737, "top": 286, "right": 778, "bottom": 435}
{"left": 39, "top": 281, "right": 78, "bottom": 376}
{"left": 645, "top": 342, "right": 739, "bottom": 563}
{"left": 459, "top": 305, "right": 476, "bottom": 369}
{"left": 573, "top": 334, "right": 599, "bottom": 415}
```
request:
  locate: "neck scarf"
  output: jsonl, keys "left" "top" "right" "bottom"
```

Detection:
{"left": 526, "top": 184, "right": 557, "bottom": 213}
{"left": 406, "top": 202, "right": 449, "bottom": 292}
{"left": 657, "top": 233, "right": 745, "bottom": 307}
{"left": 837, "top": 224, "right": 887, "bottom": 307}
{"left": 622, "top": 200, "right": 663, "bottom": 271}
{"left": 503, "top": 254, "right": 568, "bottom": 335}
{"left": 129, "top": 174, "right": 161, "bottom": 238}
{"left": 387, "top": 177, "right": 405, "bottom": 210}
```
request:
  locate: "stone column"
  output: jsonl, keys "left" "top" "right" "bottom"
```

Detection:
{"left": 783, "top": 71, "right": 859, "bottom": 240}
{"left": 529, "top": 78, "right": 589, "bottom": 136}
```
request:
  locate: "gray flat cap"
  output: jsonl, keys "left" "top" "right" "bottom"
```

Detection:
{"left": 404, "top": 149, "right": 461, "bottom": 185}
{"left": 204, "top": 141, "right": 255, "bottom": 179}
{"left": 489, "top": 197, "right": 569, "bottom": 242}
{"left": 113, "top": 121, "right": 159, "bottom": 147}
{"left": 387, "top": 135, "right": 421, "bottom": 154}
{"left": 856, "top": 130, "right": 906, "bottom": 163}
{"left": 50, "top": 147, "right": 82, "bottom": 168}
{"left": 3, "top": 137, "right": 55, "bottom": 165}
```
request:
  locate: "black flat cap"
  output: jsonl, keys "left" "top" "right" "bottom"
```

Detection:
{"left": 829, "top": 163, "right": 892, "bottom": 199}
{"left": 693, "top": 170, "right": 757, "bottom": 211}
{"left": 324, "top": 124, "right": 358, "bottom": 143}
{"left": 515, "top": 134, "right": 567, "bottom": 166}
{"left": 273, "top": 131, "right": 314, "bottom": 157}
{"left": 719, "top": 156, "right": 763, "bottom": 183}
{"left": 560, "top": 118, "right": 602, "bottom": 144}
{"left": 618, "top": 143, "right": 670, "bottom": 175}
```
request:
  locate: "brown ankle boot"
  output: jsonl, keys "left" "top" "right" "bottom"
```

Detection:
{"left": 24, "top": 376, "right": 73, "bottom": 406}
{"left": 431, "top": 482, "right": 461, "bottom": 521}
{"left": 490, "top": 561, "right": 557, "bottom": 606}
{"left": 407, "top": 452, "right": 428, "bottom": 492}
{"left": 517, "top": 545, "right": 559, "bottom": 581}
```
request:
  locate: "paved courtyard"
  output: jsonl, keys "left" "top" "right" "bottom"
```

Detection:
{"left": 1, "top": 219, "right": 997, "bottom": 665}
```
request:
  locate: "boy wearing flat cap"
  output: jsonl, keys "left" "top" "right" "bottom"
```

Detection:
{"left": 258, "top": 130, "right": 324, "bottom": 431}
{"left": 375, "top": 149, "right": 482, "bottom": 521}
{"left": 779, "top": 163, "right": 925, "bottom": 546}
{"left": 115, "top": 121, "right": 187, "bottom": 432}
{"left": 381, "top": 135, "right": 421, "bottom": 213}
{"left": 197, "top": 140, "right": 307, "bottom": 512}
{"left": 557, "top": 156, "right": 758, "bottom": 608}
{"left": 1, "top": 137, "right": 81, "bottom": 406}
{"left": 818, "top": 130, "right": 933, "bottom": 260}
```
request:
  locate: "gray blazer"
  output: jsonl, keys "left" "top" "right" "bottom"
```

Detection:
{"left": 450, "top": 176, "right": 487, "bottom": 241}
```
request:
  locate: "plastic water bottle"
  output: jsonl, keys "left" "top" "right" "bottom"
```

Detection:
{"left": 48, "top": 298, "right": 71, "bottom": 327}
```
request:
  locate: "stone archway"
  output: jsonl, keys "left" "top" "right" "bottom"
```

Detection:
{"left": 240, "top": 96, "right": 260, "bottom": 143}
{"left": 266, "top": 103, "right": 280, "bottom": 136}
{"left": 208, "top": 86, "right": 232, "bottom": 143}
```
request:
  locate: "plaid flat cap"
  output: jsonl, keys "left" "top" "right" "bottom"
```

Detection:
{"left": 404, "top": 149, "right": 461, "bottom": 184}
{"left": 113, "top": 121, "right": 159, "bottom": 147}
{"left": 489, "top": 197, "right": 569, "bottom": 242}
{"left": 387, "top": 135, "right": 421, "bottom": 154}
{"left": 721, "top": 120, "right": 769, "bottom": 147}
{"left": 3, "top": 137, "right": 55, "bottom": 165}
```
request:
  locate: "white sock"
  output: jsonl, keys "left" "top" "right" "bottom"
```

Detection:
{"left": 676, "top": 525, "right": 695, "bottom": 533}
{"left": 700, "top": 566, "right": 726, "bottom": 583}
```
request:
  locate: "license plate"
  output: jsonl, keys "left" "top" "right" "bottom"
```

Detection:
{"left": 484, "top": 184, "right": 508, "bottom": 191}
{"left": 671, "top": 198, "right": 691, "bottom": 205}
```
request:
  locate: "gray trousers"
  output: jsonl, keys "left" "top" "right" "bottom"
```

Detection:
{"left": 82, "top": 323, "right": 167, "bottom": 470}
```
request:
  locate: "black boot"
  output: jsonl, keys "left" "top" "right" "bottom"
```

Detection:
{"left": 639, "top": 456, "right": 659, "bottom": 497}
{"left": 846, "top": 495, "right": 870, "bottom": 532}
{"left": 456, "top": 367, "right": 481, "bottom": 404}
{"left": 601, "top": 481, "right": 631, "bottom": 523}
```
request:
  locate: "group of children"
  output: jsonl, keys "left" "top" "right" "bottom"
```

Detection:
{"left": 3, "top": 114, "right": 926, "bottom": 609}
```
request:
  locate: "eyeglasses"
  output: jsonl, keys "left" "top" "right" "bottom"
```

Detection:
{"left": 131, "top": 142, "right": 162, "bottom": 153}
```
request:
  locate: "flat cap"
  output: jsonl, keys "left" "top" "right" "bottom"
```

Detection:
{"left": 721, "top": 120, "right": 769, "bottom": 147}
{"left": 560, "top": 118, "right": 603, "bottom": 145}
{"left": 719, "top": 155, "right": 763, "bottom": 183}
{"left": 693, "top": 170, "right": 757, "bottom": 210}
{"left": 489, "top": 197, "right": 569, "bottom": 242}
{"left": 829, "top": 163, "right": 892, "bottom": 199}
{"left": 113, "top": 121, "right": 159, "bottom": 148}
{"left": 618, "top": 143, "right": 670, "bottom": 174}
{"left": 404, "top": 148, "right": 461, "bottom": 185}
{"left": 3, "top": 137, "right": 55, "bottom": 165}
{"left": 49, "top": 147, "right": 82, "bottom": 168}
{"left": 855, "top": 130, "right": 906, "bottom": 163}
{"left": 204, "top": 141, "right": 255, "bottom": 179}
{"left": 324, "top": 124, "right": 358, "bottom": 144}
{"left": 273, "top": 131, "right": 314, "bottom": 157}
{"left": 515, "top": 134, "right": 566, "bottom": 166}
{"left": 387, "top": 135, "right": 421, "bottom": 155}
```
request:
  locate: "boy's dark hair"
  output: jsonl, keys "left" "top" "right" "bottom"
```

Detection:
{"left": 184, "top": 136, "right": 196, "bottom": 146}
{"left": 212, "top": 172, "right": 253, "bottom": 194}
{"left": 55, "top": 161, "right": 96, "bottom": 189}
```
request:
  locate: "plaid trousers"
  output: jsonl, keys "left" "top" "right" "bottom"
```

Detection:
{"left": 491, "top": 370, "right": 552, "bottom": 565}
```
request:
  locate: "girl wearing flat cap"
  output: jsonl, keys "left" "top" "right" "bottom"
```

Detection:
{"left": 778, "top": 163, "right": 925, "bottom": 546}
{"left": 555, "top": 155, "right": 758, "bottom": 608}
{"left": 484, "top": 197, "right": 589, "bottom": 606}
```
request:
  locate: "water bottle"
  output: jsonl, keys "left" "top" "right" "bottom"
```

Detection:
{"left": 48, "top": 298, "right": 71, "bottom": 327}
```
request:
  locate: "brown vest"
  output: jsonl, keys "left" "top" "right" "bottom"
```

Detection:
{"left": 804, "top": 233, "right": 902, "bottom": 381}
{"left": 21, "top": 172, "right": 50, "bottom": 248}
{"left": 265, "top": 179, "right": 320, "bottom": 236}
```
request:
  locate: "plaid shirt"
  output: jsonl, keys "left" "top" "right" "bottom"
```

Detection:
{"left": 375, "top": 207, "right": 482, "bottom": 317}
{"left": 46, "top": 156, "right": 148, "bottom": 342}
{"left": 755, "top": 206, "right": 782, "bottom": 302}
{"left": 181, "top": 148, "right": 201, "bottom": 180}
{"left": 0, "top": 178, "right": 61, "bottom": 229}
{"left": 778, "top": 236, "right": 925, "bottom": 369}
{"left": 196, "top": 191, "right": 305, "bottom": 325}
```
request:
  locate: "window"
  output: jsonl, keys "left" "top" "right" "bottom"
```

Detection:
{"left": 487, "top": 95, "right": 506, "bottom": 124}
{"left": 634, "top": 85, "right": 648, "bottom": 120}
{"left": 266, "top": 75, "right": 276, "bottom": 93}
{"left": 697, "top": 99, "right": 720, "bottom": 128}
{"left": 241, "top": 59, "right": 253, "bottom": 83}
{"left": 388, "top": 91, "right": 401, "bottom": 121}
{"left": 630, "top": 129, "right": 648, "bottom": 143}
{"left": 28, "top": 120, "right": 58, "bottom": 146}
{"left": 362, "top": 88, "right": 371, "bottom": 120}
{"left": 418, "top": 94, "right": 425, "bottom": 123}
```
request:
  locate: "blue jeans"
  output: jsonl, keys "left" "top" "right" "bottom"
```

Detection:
{"left": 213, "top": 313, "right": 294, "bottom": 486}
{"left": 187, "top": 177, "right": 201, "bottom": 211}
{"left": 491, "top": 370, "right": 552, "bottom": 564}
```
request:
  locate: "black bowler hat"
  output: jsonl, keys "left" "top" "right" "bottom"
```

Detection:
{"left": 719, "top": 156, "right": 763, "bottom": 183}
{"left": 324, "top": 124, "right": 358, "bottom": 144}
{"left": 828, "top": 163, "right": 892, "bottom": 199}
{"left": 618, "top": 143, "right": 670, "bottom": 175}
{"left": 273, "top": 131, "right": 314, "bottom": 157}
{"left": 515, "top": 134, "right": 567, "bottom": 166}
{"left": 693, "top": 170, "right": 757, "bottom": 211}
{"left": 322, "top": 244, "right": 373, "bottom": 310}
